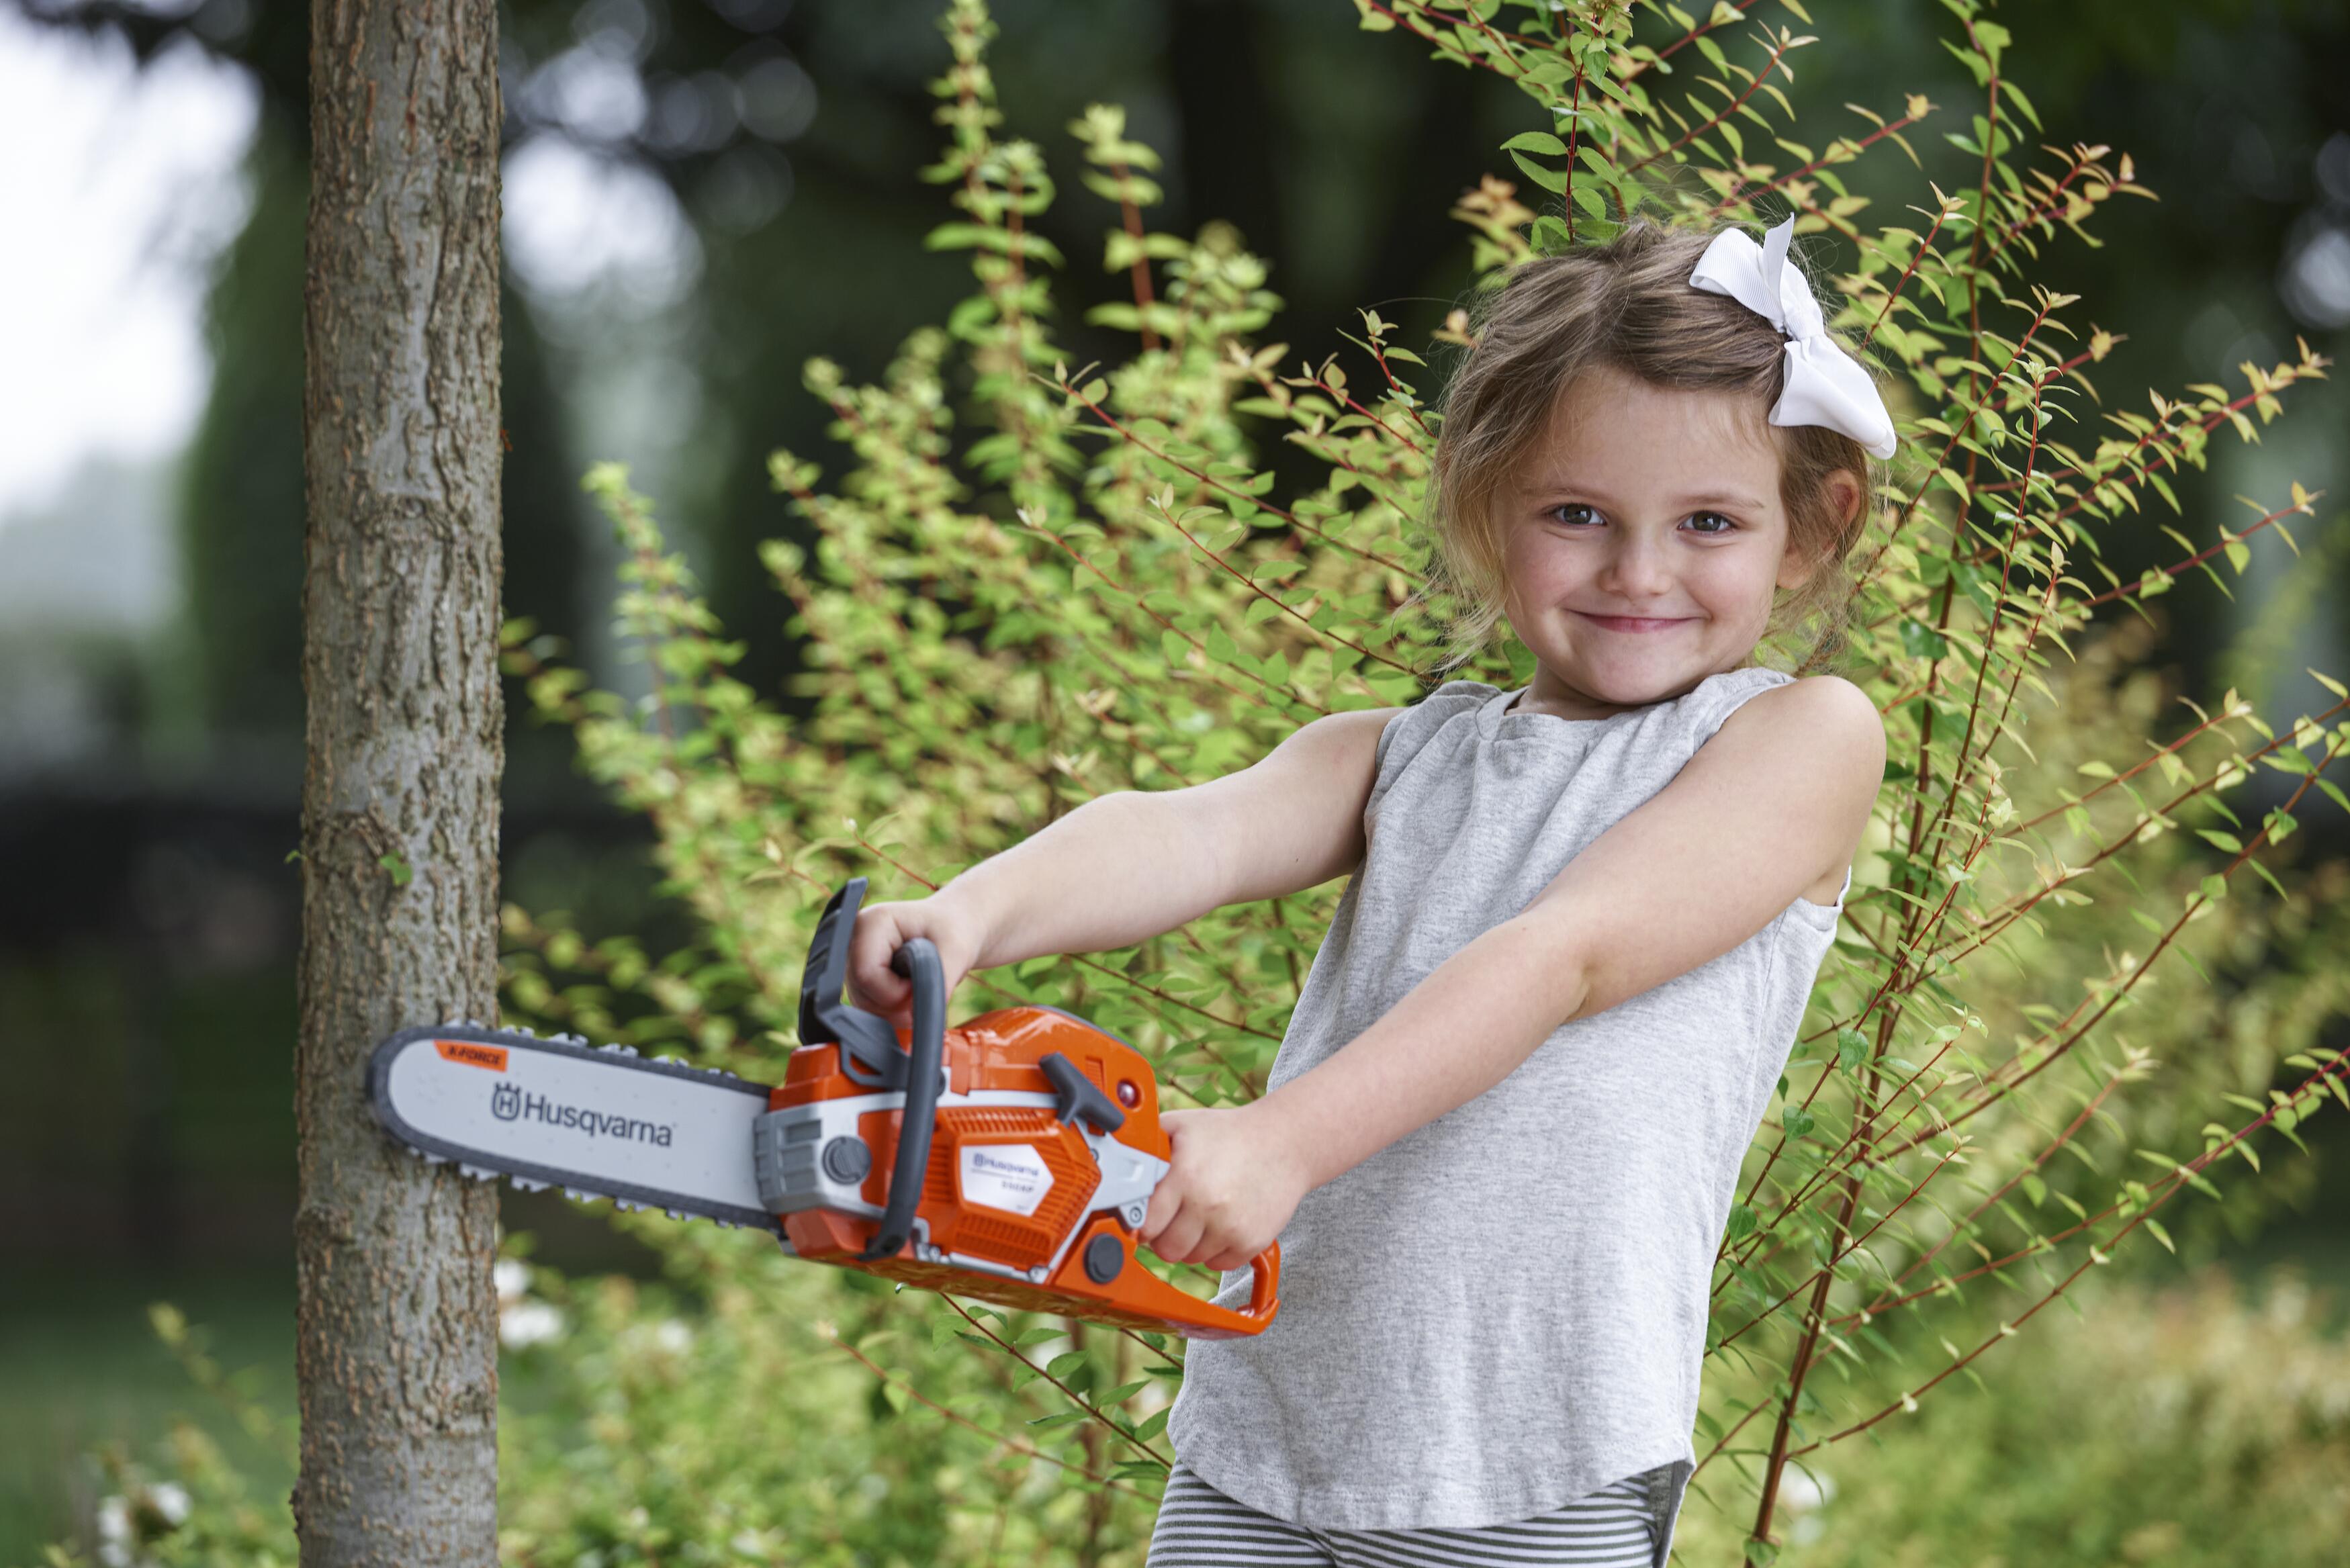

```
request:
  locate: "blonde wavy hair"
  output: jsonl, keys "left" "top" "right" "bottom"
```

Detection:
{"left": 1419, "top": 216, "right": 1889, "bottom": 675}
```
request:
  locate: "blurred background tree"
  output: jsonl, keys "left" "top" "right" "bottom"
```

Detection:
{"left": 3, "top": 0, "right": 2349, "bottom": 1561}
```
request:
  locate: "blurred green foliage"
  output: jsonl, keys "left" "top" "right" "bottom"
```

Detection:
{"left": 1688, "top": 1263, "right": 2350, "bottom": 1568}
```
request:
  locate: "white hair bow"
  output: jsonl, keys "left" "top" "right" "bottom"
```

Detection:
{"left": 1688, "top": 214, "right": 1898, "bottom": 459}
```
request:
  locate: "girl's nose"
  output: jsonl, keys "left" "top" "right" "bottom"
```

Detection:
{"left": 1598, "top": 533, "right": 1676, "bottom": 599}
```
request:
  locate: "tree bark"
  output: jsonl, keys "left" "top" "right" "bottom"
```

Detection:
{"left": 294, "top": 0, "right": 503, "bottom": 1559}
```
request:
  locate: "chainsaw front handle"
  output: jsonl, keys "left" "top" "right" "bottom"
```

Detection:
{"left": 860, "top": 935, "right": 944, "bottom": 1262}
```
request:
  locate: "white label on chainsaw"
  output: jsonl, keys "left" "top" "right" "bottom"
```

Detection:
{"left": 960, "top": 1144, "right": 1054, "bottom": 1217}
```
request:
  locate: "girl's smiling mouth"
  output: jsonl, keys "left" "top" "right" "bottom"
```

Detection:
{"left": 1574, "top": 610, "right": 1696, "bottom": 632}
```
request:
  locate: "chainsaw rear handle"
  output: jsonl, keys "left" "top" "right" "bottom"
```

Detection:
{"left": 860, "top": 935, "right": 944, "bottom": 1262}
{"left": 1240, "top": 1244, "right": 1280, "bottom": 1324}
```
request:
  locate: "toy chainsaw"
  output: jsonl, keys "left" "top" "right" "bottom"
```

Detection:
{"left": 367, "top": 877, "right": 1280, "bottom": 1338}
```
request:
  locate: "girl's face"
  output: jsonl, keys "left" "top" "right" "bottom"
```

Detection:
{"left": 1498, "top": 364, "right": 1834, "bottom": 717}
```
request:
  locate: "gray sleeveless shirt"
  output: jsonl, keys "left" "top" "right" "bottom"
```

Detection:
{"left": 1165, "top": 666, "right": 1852, "bottom": 1561}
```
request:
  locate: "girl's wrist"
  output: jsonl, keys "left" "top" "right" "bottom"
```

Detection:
{"left": 925, "top": 876, "right": 1010, "bottom": 971}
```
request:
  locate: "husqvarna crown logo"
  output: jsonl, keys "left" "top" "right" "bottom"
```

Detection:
{"left": 492, "top": 1081, "right": 523, "bottom": 1121}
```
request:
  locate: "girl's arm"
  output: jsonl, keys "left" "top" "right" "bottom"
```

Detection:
{"left": 1255, "top": 674, "right": 1885, "bottom": 1193}
{"left": 845, "top": 704, "right": 1400, "bottom": 1021}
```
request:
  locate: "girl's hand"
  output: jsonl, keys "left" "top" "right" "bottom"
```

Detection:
{"left": 845, "top": 894, "right": 990, "bottom": 1026}
{"left": 1138, "top": 1103, "right": 1308, "bottom": 1273}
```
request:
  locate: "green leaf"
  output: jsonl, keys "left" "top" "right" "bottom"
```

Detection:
{"left": 379, "top": 851, "right": 413, "bottom": 887}
{"left": 2003, "top": 79, "right": 2041, "bottom": 132}
{"left": 1897, "top": 618, "right": 1948, "bottom": 660}
{"left": 1837, "top": 1029, "right": 1870, "bottom": 1074}
{"left": 925, "top": 222, "right": 997, "bottom": 252}
{"left": 1507, "top": 150, "right": 1570, "bottom": 195}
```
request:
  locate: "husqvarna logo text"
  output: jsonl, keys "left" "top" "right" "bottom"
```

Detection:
{"left": 489, "top": 1083, "right": 673, "bottom": 1146}
{"left": 958, "top": 1142, "right": 1053, "bottom": 1217}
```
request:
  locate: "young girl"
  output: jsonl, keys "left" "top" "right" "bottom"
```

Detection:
{"left": 846, "top": 213, "right": 1893, "bottom": 1568}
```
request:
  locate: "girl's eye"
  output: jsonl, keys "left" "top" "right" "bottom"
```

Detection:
{"left": 1545, "top": 503, "right": 1600, "bottom": 527}
{"left": 1686, "top": 511, "right": 1738, "bottom": 535}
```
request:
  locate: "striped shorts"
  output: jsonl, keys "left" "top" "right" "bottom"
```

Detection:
{"left": 1144, "top": 1462, "right": 1666, "bottom": 1568}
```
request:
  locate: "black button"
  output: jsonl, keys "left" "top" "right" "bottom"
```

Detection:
{"left": 1083, "top": 1233, "right": 1125, "bottom": 1284}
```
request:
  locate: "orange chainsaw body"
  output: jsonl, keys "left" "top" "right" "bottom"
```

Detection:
{"left": 768, "top": 1003, "right": 1280, "bottom": 1339}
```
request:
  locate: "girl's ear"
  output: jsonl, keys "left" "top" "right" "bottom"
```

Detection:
{"left": 1823, "top": 466, "right": 1865, "bottom": 535}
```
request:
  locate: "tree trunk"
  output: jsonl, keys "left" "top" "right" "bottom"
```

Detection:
{"left": 293, "top": 0, "right": 503, "bottom": 1559}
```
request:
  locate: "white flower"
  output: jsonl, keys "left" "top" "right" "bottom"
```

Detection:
{"left": 653, "top": 1319, "right": 692, "bottom": 1354}
{"left": 499, "top": 1299, "right": 567, "bottom": 1348}
{"left": 494, "top": 1258, "right": 531, "bottom": 1303}
{"left": 147, "top": 1482, "right": 190, "bottom": 1526}
{"left": 95, "top": 1496, "right": 132, "bottom": 1568}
